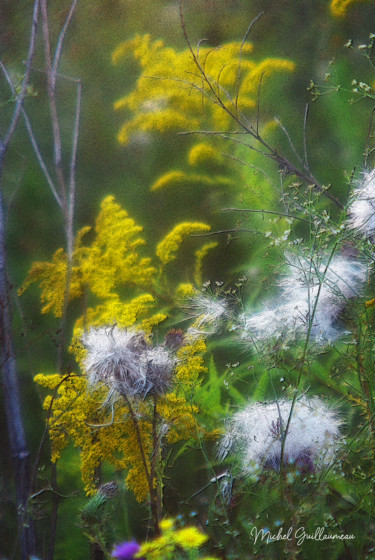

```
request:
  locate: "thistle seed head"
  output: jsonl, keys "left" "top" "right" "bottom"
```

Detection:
{"left": 220, "top": 397, "right": 341, "bottom": 475}
{"left": 347, "top": 169, "right": 375, "bottom": 237}
{"left": 240, "top": 253, "right": 367, "bottom": 345}
{"left": 140, "top": 346, "right": 176, "bottom": 396}
{"left": 81, "top": 326, "right": 177, "bottom": 398}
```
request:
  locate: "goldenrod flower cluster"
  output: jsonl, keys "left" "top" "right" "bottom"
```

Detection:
{"left": 29, "top": 196, "right": 216, "bottom": 502}
{"left": 156, "top": 222, "right": 211, "bottom": 264}
{"left": 136, "top": 518, "right": 218, "bottom": 560}
{"left": 112, "top": 34, "right": 295, "bottom": 214}
{"left": 330, "top": 0, "right": 374, "bottom": 17}
{"left": 19, "top": 196, "right": 156, "bottom": 318}
{"left": 112, "top": 35, "right": 295, "bottom": 144}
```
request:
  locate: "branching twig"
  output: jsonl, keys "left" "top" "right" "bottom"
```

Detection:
{"left": 179, "top": 1, "right": 344, "bottom": 209}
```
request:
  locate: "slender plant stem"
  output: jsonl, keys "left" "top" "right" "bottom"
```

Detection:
{"left": 0, "top": 2, "right": 40, "bottom": 558}
{"left": 122, "top": 392, "right": 160, "bottom": 533}
{"left": 151, "top": 395, "right": 163, "bottom": 520}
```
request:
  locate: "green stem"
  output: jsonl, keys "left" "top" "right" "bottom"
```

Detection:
{"left": 122, "top": 392, "right": 159, "bottom": 534}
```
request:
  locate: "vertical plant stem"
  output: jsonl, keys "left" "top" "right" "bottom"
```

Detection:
{"left": 0, "top": 2, "right": 40, "bottom": 557}
{"left": 38, "top": 3, "right": 80, "bottom": 553}
{"left": 279, "top": 241, "right": 340, "bottom": 507}
{"left": 122, "top": 392, "right": 160, "bottom": 534}
{"left": 151, "top": 395, "right": 163, "bottom": 520}
{"left": 0, "top": 186, "right": 35, "bottom": 559}
{"left": 47, "top": 463, "right": 59, "bottom": 560}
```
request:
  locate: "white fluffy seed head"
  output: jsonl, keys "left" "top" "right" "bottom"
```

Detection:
{"left": 220, "top": 397, "right": 341, "bottom": 475}
{"left": 81, "top": 327, "right": 148, "bottom": 396}
{"left": 347, "top": 169, "right": 375, "bottom": 237}
{"left": 240, "top": 253, "right": 366, "bottom": 345}
{"left": 189, "top": 294, "right": 228, "bottom": 329}
{"left": 140, "top": 346, "right": 176, "bottom": 396}
{"left": 81, "top": 326, "right": 176, "bottom": 397}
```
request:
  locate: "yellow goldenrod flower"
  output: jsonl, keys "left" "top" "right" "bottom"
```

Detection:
{"left": 156, "top": 222, "right": 211, "bottom": 264}
{"left": 188, "top": 143, "right": 223, "bottom": 168}
{"left": 330, "top": 0, "right": 374, "bottom": 17}
{"left": 112, "top": 35, "right": 295, "bottom": 145}
{"left": 194, "top": 242, "right": 219, "bottom": 286}
{"left": 176, "top": 282, "right": 196, "bottom": 299}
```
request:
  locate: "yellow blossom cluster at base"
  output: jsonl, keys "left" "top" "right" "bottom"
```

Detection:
{"left": 136, "top": 518, "right": 218, "bottom": 560}
{"left": 34, "top": 336, "right": 211, "bottom": 501}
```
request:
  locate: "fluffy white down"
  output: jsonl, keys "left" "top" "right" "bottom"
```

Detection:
{"left": 81, "top": 326, "right": 176, "bottom": 396}
{"left": 189, "top": 294, "right": 228, "bottom": 327}
{"left": 82, "top": 327, "right": 145, "bottom": 389}
{"left": 220, "top": 397, "right": 341, "bottom": 473}
{"left": 240, "top": 254, "right": 367, "bottom": 344}
{"left": 140, "top": 346, "right": 176, "bottom": 395}
{"left": 348, "top": 169, "right": 375, "bottom": 237}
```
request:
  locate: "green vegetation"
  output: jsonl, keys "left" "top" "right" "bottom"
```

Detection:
{"left": 2, "top": 1, "right": 375, "bottom": 559}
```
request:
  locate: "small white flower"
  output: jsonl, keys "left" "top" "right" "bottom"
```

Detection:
{"left": 347, "top": 169, "right": 375, "bottom": 237}
{"left": 240, "top": 253, "right": 366, "bottom": 345}
{"left": 220, "top": 397, "right": 341, "bottom": 475}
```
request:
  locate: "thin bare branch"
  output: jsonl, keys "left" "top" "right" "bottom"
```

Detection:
{"left": 51, "top": 0, "right": 79, "bottom": 82}
{"left": 303, "top": 103, "right": 310, "bottom": 170}
{"left": 1, "top": 0, "right": 40, "bottom": 154}
{"left": 235, "top": 11, "right": 264, "bottom": 114}
{"left": 179, "top": 4, "right": 344, "bottom": 209}
{"left": 222, "top": 207, "right": 311, "bottom": 224}
{"left": 256, "top": 73, "right": 264, "bottom": 137}
{"left": 40, "top": 0, "right": 67, "bottom": 206}
{"left": 0, "top": 60, "right": 62, "bottom": 208}
{"left": 275, "top": 116, "right": 304, "bottom": 167}
{"left": 190, "top": 227, "right": 258, "bottom": 237}
{"left": 68, "top": 79, "right": 81, "bottom": 258}
{"left": 223, "top": 152, "right": 276, "bottom": 189}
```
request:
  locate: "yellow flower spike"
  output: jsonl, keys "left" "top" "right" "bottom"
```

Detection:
{"left": 151, "top": 170, "right": 187, "bottom": 191}
{"left": 20, "top": 195, "right": 156, "bottom": 314}
{"left": 188, "top": 143, "right": 223, "bottom": 168}
{"left": 173, "top": 526, "right": 208, "bottom": 549}
{"left": 366, "top": 298, "right": 375, "bottom": 308}
{"left": 156, "top": 222, "right": 211, "bottom": 264}
{"left": 330, "top": 0, "right": 374, "bottom": 17}
{"left": 176, "top": 282, "right": 196, "bottom": 299}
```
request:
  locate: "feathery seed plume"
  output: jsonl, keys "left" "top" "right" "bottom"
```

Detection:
{"left": 347, "top": 169, "right": 375, "bottom": 237}
{"left": 220, "top": 397, "right": 341, "bottom": 475}
{"left": 140, "top": 345, "right": 176, "bottom": 396}
{"left": 186, "top": 294, "right": 228, "bottom": 340}
{"left": 81, "top": 326, "right": 176, "bottom": 397}
{"left": 240, "top": 253, "right": 366, "bottom": 345}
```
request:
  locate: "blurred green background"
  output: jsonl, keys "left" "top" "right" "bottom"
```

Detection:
{"left": 2, "top": 1, "right": 375, "bottom": 558}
